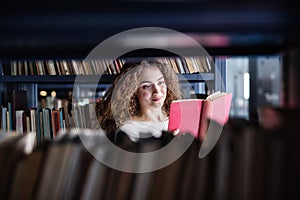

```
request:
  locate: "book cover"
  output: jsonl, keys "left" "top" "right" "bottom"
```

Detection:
{"left": 168, "top": 91, "right": 232, "bottom": 140}
{"left": 168, "top": 99, "right": 204, "bottom": 138}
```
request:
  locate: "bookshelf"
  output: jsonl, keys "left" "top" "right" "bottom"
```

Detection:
{"left": 0, "top": 75, "right": 117, "bottom": 84}
{"left": 0, "top": 73, "right": 214, "bottom": 84}
{"left": 0, "top": 56, "right": 217, "bottom": 85}
{"left": 0, "top": 55, "right": 219, "bottom": 138}
{"left": 1, "top": 1, "right": 300, "bottom": 200}
{"left": 0, "top": 0, "right": 298, "bottom": 138}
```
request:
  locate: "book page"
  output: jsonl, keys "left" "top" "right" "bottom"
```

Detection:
{"left": 206, "top": 91, "right": 229, "bottom": 101}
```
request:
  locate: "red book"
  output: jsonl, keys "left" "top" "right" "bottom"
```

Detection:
{"left": 168, "top": 91, "right": 232, "bottom": 140}
{"left": 51, "top": 110, "right": 61, "bottom": 138}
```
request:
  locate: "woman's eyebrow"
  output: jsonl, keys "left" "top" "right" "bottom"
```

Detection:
{"left": 157, "top": 76, "right": 164, "bottom": 81}
{"left": 139, "top": 80, "right": 152, "bottom": 85}
{"left": 139, "top": 76, "right": 164, "bottom": 85}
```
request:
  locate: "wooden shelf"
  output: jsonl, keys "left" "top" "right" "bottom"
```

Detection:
{"left": 0, "top": 75, "right": 116, "bottom": 84}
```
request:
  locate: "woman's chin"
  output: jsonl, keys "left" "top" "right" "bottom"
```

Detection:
{"left": 151, "top": 101, "right": 164, "bottom": 107}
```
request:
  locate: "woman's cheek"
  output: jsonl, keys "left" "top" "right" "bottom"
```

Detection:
{"left": 162, "top": 87, "right": 167, "bottom": 98}
{"left": 138, "top": 90, "right": 151, "bottom": 101}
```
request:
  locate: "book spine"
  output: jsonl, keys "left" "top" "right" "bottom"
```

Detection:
{"left": 15, "top": 110, "right": 24, "bottom": 134}
{"left": 2, "top": 107, "right": 7, "bottom": 132}
{"left": 199, "top": 100, "right": 213, "bottom": 141}
{"left": 7, "top": 102, "right": 13, "bottom": 131}
{"left": 52, "top": 110, "right": 61, "bottom": 138}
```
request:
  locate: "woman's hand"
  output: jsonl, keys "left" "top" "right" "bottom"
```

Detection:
{"left": 171, "top": 128, "right": 180, "bottom": 136}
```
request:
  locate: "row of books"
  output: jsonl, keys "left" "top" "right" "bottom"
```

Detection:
{"left": 1, "top": 56, "right": 213, "bottom": 76}
{"left": 1, "top": 105, "right": 68, "bottom": 141}
{"left": 156, "top": 56, "right": 212, "bottom": 73}
{"left": 2, "top": 59, "right": 125, "bottom": 76}
{"left": 0, "top": 101, "right": 99, "bottom": 143}
{"left": 1, "top": 112, "right": 298, "bottom": 200}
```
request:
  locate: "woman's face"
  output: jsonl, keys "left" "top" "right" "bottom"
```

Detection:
{"left": 136, "top": 67, "right": 167, "bottom": 110}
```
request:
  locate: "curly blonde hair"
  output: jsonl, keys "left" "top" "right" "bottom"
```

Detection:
{"left": 97, "top": 59, "right": 183, "bottom": 136}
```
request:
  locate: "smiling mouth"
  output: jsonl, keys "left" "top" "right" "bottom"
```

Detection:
{"left": 152, "top": 96, "right": 163, "bottom": 102}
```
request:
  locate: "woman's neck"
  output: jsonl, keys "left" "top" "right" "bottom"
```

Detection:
{"left": 134, "top": 108, "right": 167, "bottom": 123}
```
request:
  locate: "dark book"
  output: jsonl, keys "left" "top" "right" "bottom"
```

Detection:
{"left": 0, "top": 134, "right": 24, "bottom": 199}
{"left": 7, "top": 148, "right": 45, "bottom": 200}
{"left": 0, "top": 106, "right": 2, "bottom": 130}
{"left": 51, "top": 109, "right": 60, "bottom": 138}
{"left": 2, "top": 61, "right": 11, "bottom": 75}
{"left": 62, "top": 100, "right": 70, "bottom": 130}
{"left": 11, "top": 90, "right": 28, "bottom": 130}
{"left": 22, "top": 110, "right": 29, "bottom": 133}
{"left": 148, "top": 137, "right": 185, "bottom": 200}
{"left": 29, "top": 108, "right": 38, "bottom": 141}
{"left": 35, "top": 140, "right": 92, "bottom": 200}
{"left": 0, "top": 133, "right": 37, "bottom": 199}
{"left": 34, "top": 143, "right": 72, "bottom": 200}
{"left": 59, "top": 107, "right": 65, "bottom": 130}
{"left": 80, "top": 158, "right": 112, "bottom": 200}
{"left": 28, "top": 61, "right": 35, "bottom": 75}
{"left": 7, "top": 102, "right": 13, "bottom": 131}
{"left": 36, "top": 108, "right": 44, "bottom": 142}
{"left": 1, "top": 106, "right": 7, "bottom": 132}
{"left": 180, "top": 57, "right": 190, "bottom": 73}
{"left": 42, "top": 108, "right": 53, "bottom": 140}
{"left": 61, "top": 144, "right": 92, "bottom": 200}
{"left": 15, "top": 110, "right": 25, "bottom": 134}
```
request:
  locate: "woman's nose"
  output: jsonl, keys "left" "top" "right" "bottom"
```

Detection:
{"left": 152, "top": 84, "right": 159, "bottom": 93}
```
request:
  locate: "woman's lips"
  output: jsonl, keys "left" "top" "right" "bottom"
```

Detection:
{"left": 152, "top": 96, "right": 163, "bottom": 102}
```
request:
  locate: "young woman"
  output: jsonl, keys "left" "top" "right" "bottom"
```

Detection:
{"left": 97, "top": 59, "right": 183, "bottom": 142}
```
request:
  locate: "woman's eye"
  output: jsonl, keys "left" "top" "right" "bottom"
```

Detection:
{"left": 158, "top": 81, "right": 165, "bottom": 85}
{"left": 142, "top": 85, "right": 151, "bottom": 89}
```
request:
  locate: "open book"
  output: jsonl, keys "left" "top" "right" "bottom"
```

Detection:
{"left": 168, "top": 91, "right": 232, "bottom": 140}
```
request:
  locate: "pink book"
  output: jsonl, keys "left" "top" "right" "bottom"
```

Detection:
{"left": 168, "top": 91, "right": 232, "bottom": 140}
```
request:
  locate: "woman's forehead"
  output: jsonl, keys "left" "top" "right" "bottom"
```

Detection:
{"left": 139, "top": 67, "right": 163, "bottom": 81}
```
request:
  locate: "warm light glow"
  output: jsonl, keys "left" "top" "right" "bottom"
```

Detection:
{"left": 244, "top": 73, "right": 250, "bottom": 99}
{"left": 51, "top": 91, "right": 56, "bottom": 98}
{"left": 40, "top": 91, "right": 47, "bottom": 97}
